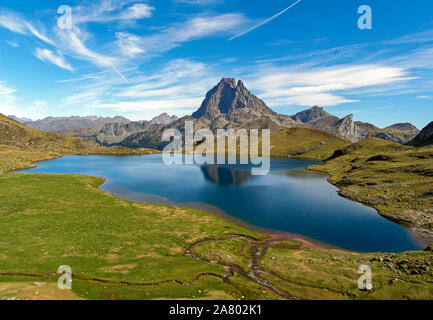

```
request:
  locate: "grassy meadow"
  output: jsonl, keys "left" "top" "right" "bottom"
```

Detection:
{"left": 1, "top": 114, "right": 433, "bottom": 300}
{"left": 0, "top": 173, "right": 432, "bottom": 300}
{"left": 270, "top": 127, "right": 351, "bottom": 160}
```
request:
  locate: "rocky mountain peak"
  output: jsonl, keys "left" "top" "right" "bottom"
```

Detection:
{"left": 192, "top": 77, "right": 275, "bottom": 120}
{"left": 219, "top": 77, "right": 237, "bottom": 88}
{"left": 291, "top": 106, "right": 331, "bottom": 123}
{"left": 338, "top": 114, "right": 353, "bottom": 123}
{"left": 149, "top": 113, "right": 179, "bottom": 125}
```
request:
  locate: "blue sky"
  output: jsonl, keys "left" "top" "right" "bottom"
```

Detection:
{"left": 0, "top": 0, "right": 432, "bottom": 129}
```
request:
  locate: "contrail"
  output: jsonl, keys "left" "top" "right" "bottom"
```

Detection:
{"left": 109, "top": 62, "right": 129, "bottom": 84}
{"left": 228, "top": 0, "right": 303, "bottom": 41}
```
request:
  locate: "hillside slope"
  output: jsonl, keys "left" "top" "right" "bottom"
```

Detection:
{"left": 0, "top": 114, "right": 157, "bottom": 172}
{"left": 310, "top": 138, "right": 433, "bottom": 239}
{"left": 270, "top": 127, "right": 351, "bottom": 160}
{"left": 407, "top": 122, "right": 433, "bottom": 147}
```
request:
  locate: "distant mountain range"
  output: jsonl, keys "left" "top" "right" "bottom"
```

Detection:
{"left": 0, "top": 113, "right": 158, "bottom": 173}
{"left": 149, "top": 113, "right": 179, "bottom": 125}
{"left": 19, "top": 115, "right": 130, "bottom": 132}
{"left": 8, "top": 115, "right": 33, "bottom": 123}
{"left": 9, "top": 78, "right": 429, "bottom": 150}
{"left": 70, "top": 113, "right": 180, "bottom": 146}
{"left": 97, "top": 78, "right": 421, "bottom": 149}
{"left": 7, "top": 113, "right": 179, "bottom": 146}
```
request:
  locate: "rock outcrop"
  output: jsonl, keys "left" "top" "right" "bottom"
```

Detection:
{"left": 407, "top": 122, "right": 433, "bottom": 146}
{"left": 293, "top": 107, "right": 417, "bottom": 144}
{"left": 331, "top": 114, "right": 369, "bottom": 143}
{"left": 290, "top": 107, "right": 367, "bottom": 142}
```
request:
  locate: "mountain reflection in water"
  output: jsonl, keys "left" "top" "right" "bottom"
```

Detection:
{"left": 201, "top": 165, "right": 252, "bottom": 185}
{"left": 19, "top": 154, "right": 424, "bottom": 252}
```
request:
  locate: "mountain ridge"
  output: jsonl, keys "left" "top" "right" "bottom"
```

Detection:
{"left": 93, "top": 79, "right": 421, "bottom": 148}
{"left": 22, "top": 115, "right": 130, "bottom": 132}
{"left": 14, "top": 78, "right": 422, "bottom": 149}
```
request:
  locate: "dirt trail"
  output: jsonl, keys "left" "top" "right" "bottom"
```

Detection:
{"left": 184, "top": 234, "right": 300, "bottom": 300}
{"left": 184, "top": 233, "right": 355, "bottom": 300}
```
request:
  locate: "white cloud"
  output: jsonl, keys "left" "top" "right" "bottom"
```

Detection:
{"left": 0, "top": 81, "right": 18, "bottom": 116}
{"left": 117, "top": 14, "right": 249, "bottom": 56}
{"left": 173, "top": 14, "right": 247, "bottom": 41}
{"left": 0, "top": 12, "right": 27, "bottom": 34}
{"left": 61, "top": 59, "right": 217, "bottom": 120}
{"left": 113, "top": 59, "right": 216, "bottom": 101}
{"left": 398, "top": 46, "right": 433, "bottom": 70}
{"left": 383, "top": 29, "right": 433, "bottom": 45}
{"left": 120, "top": 3, "right": 155, "bottom": 20}
{"left": 0, "top": 81, "right": 47, "bottom": 119}
{"left": 63, "top": 90, "right": 104, "bottom": 106}
{"left": 248, "top": 64, "right": 412, "bottom": 107}
{"left": 34, "top": 48, "right": 74, "bottom": 71}
{"left": 0, "top": 10, "right": 54, "bottom": 45}
{"left": 25, "top": 22, "right": 55, "bottom": 45}
{"left": 116, "top": 86, "right": 183, "bottom": 98}
{"left": 56, "top": 27, "right": 116, "bottom": 68}
{"left": 176, "top": 0, "right": 223, "bottom": 4}
{"left": 417, "top": 95, "right": 431, "bottom": 99}
{"left": 91, "top": 97, "right": 203, "bottom": 112}
{"left": 255, "top": 43, "right": 367, "bottom": 65}
{"left": 1, "top": 2, "right": 429, "bottom": 121}
{"left": 72, "top": 1, "right": 155, "bottom": 24}
{"left": 55, "top": 26, "right": 129, "bottom": 82}
{"left": 6, "top": 40, "right": 19, "bottom": 47}
{"left": 56, "top": 56, "right": 416, "bottom": 120}
{"left": 0, "top": 7, "right": 246, "bottom": 86}
{"left": 116, "top": 32, "right": 146, "bottom": 56}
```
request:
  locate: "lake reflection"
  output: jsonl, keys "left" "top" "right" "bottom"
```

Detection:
{"left": 201, "top": 165, "right": 252, "bottom": 185}
{"left": 19, "top": 154, "right": 424, "bottom": 252}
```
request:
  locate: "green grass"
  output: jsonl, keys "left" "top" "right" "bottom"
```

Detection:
{"left": 187, "top": 126, "right": 350, "bottom": 161}
{"left": 270, "top": 127, "right": 351, "bottom": 160}
{"left": 193, "top": 238, "right": 255, "bottom": 274}
{"left": 0, "top": 173, "right": 266, "bottom": 300}
{"left": 259, "top": 248, "right": 433, "bottom": 300}
{"left": 1, "top": 114, "right": 433, "bottom": 300}
{"left": 309, "top": 138, "right": 433, "bottom": 231}
{"left": 0, "top": 166, "right": 432, "bottom": 300}
{"left": 191, "top": 237, "right": 433, "bottom": 300}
